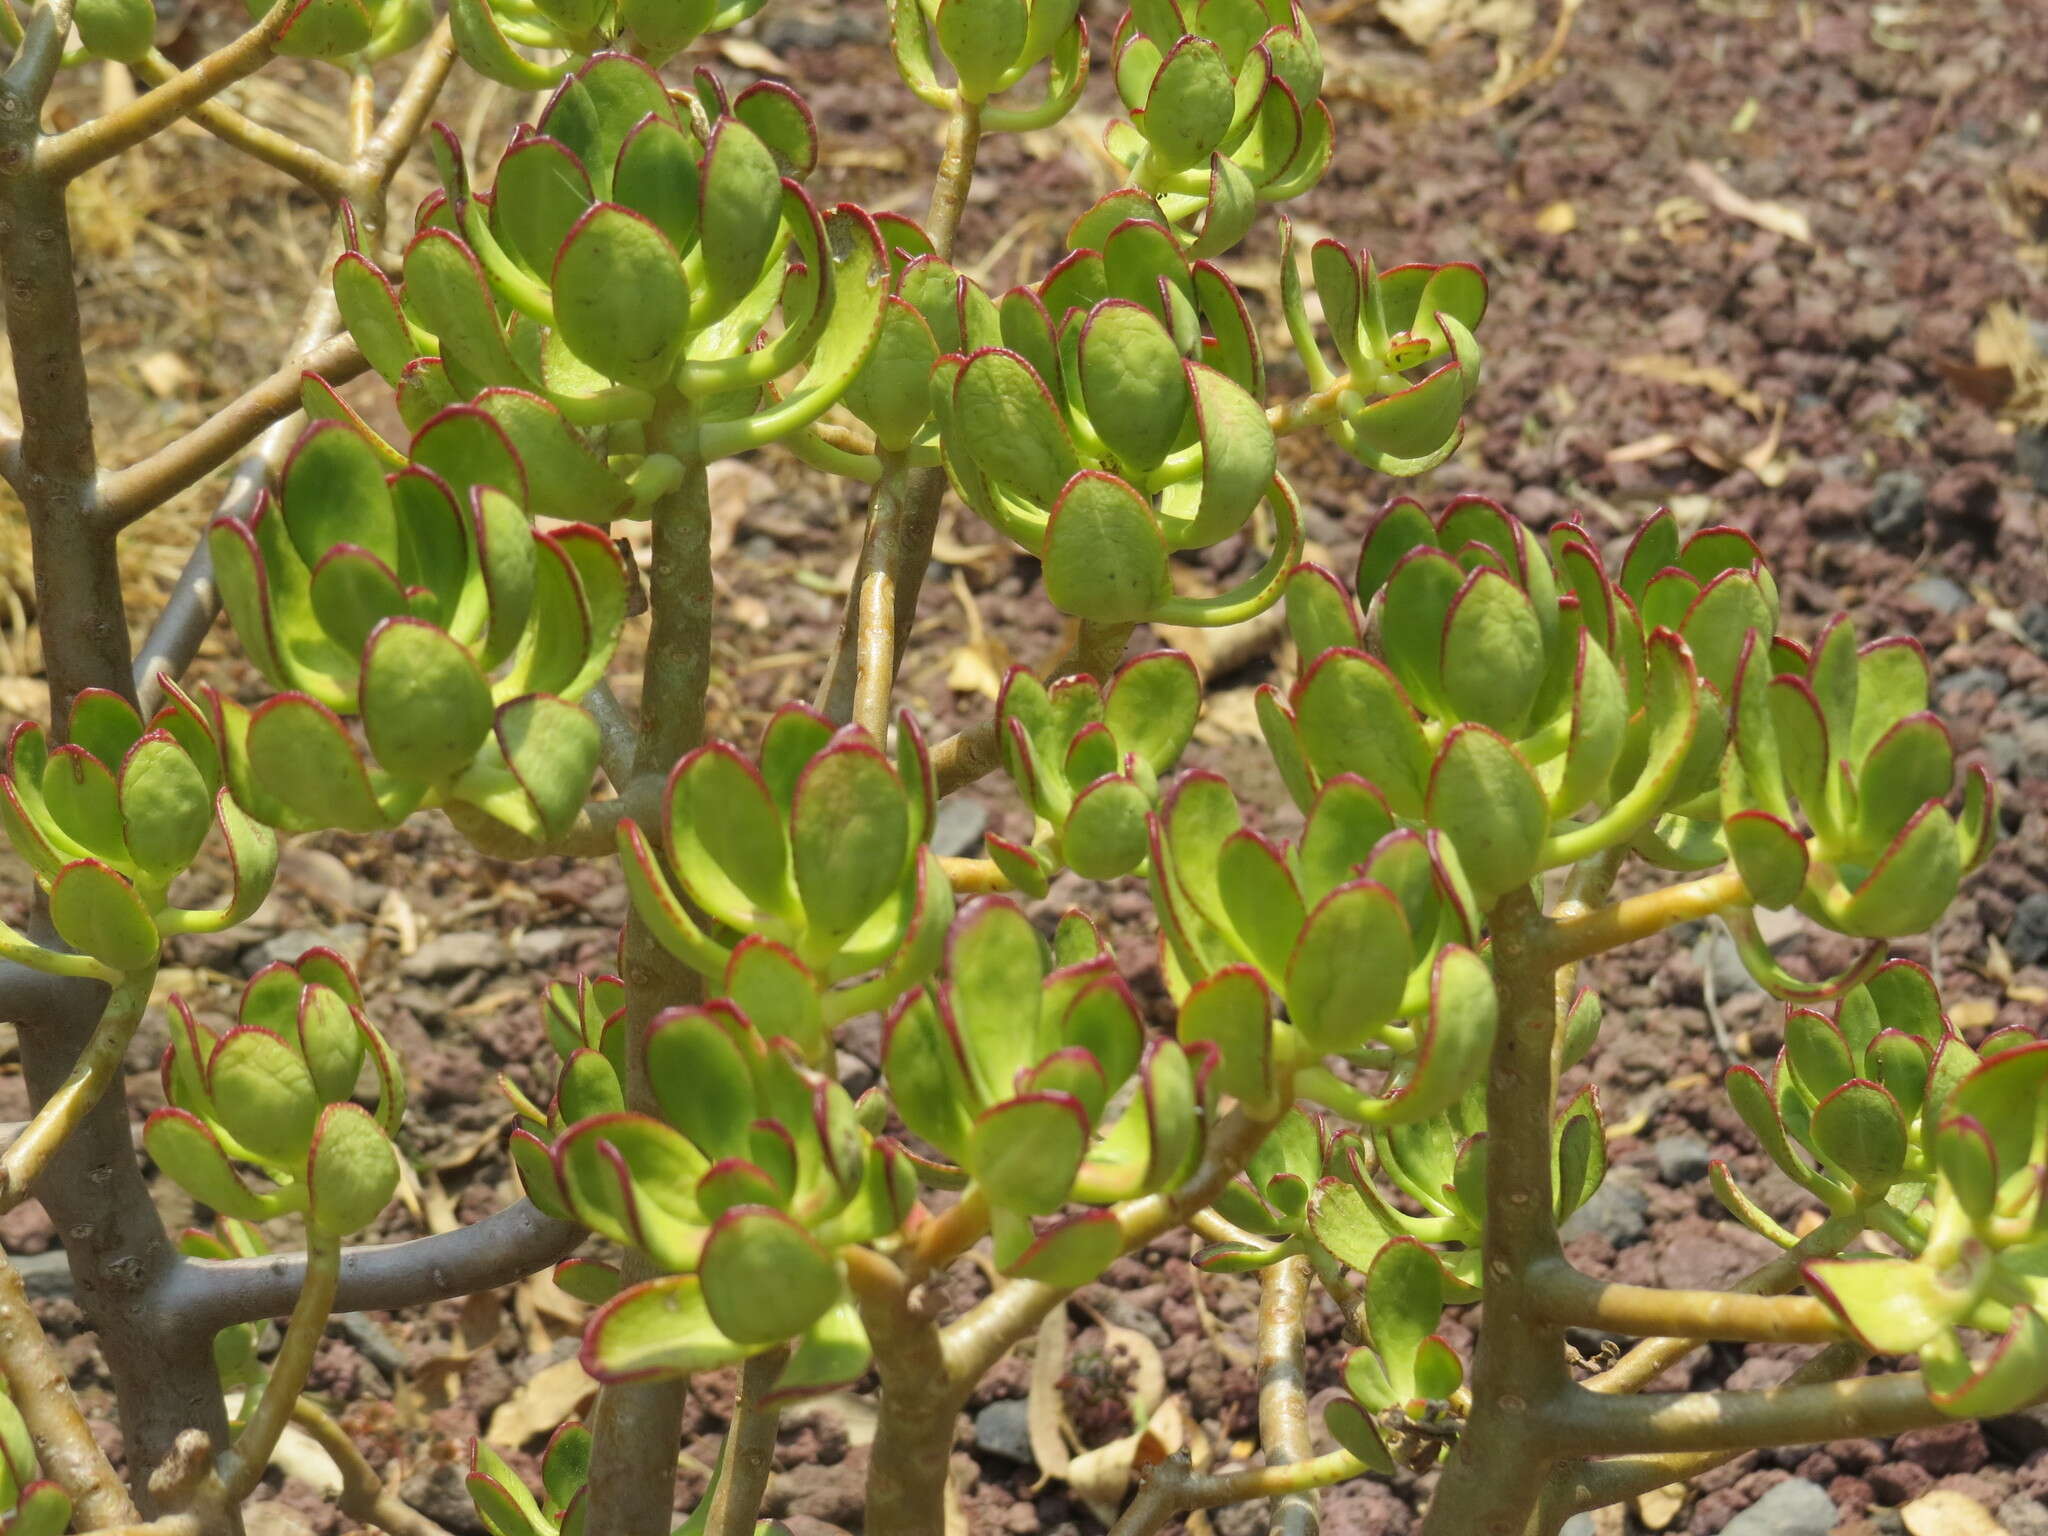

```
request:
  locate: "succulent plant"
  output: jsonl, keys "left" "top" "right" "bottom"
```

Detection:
{"left": 885, "top": 898, "right": 1207, "bottom": 1280}
{"left": 333, "top": 56, "right": 885, "bottom": 490}
{"left": 535, "top": 999, "right": 913, "bottom": 1394}
{"left": 983, "top": 650, "right": 1201, "bottom": 891}
{"left": 467, "top": 1427, "right": 591, "bottom": 1536}
{"left": 146, "top": 950, "right": 405, "bottom": 1238}
{"left": 618, "top": 707, "right": 954, "bottom": 1032}
{"left": 1108, "top": 0, "right": 1331, "bottom": 252}
{"left": 934, "top": 230, "right": 1300, "bottom": 625}
{"left": 8, "top": 0, "right": 2036, "bottom": 1529}
{"left": 889, "top": 0, "right": 1089, "bottom": 129}
{"left": 0, "top": 678, "right": 276, "bottom": 975}
{"left": 1277, "top": 225, "right": 1487, "bottom": 473}
{"left": 207, "top": 419, "right": 627, "bottom": 841}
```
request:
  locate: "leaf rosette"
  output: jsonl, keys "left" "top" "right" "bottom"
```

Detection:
{"left": 527, "top": 1001, "right": 913, "bottom": 1399}
{"left": 1721, "top": 610, "right": 1996, "bottom": 941}
{"left": 884, "top": 898, "right": 1208, "bottom": 1284}
{"left": 985, "top": 650, "right": 1201, "bottom": 891}
{"left": 1276, "top": 223, "right": 1486, "bottom": 473}
{"left": 0, "top": 679, "right": 278, "bottom": 975}
{"left": 618, "top": 706, "right": 954, "bottom": 1037}
{"left": 331, "top": 56, "right": 886, "bottom": 498}
{"left": 889, "top": 0, "right": 1089, "bottom": 128}
{"left": 207, "top": 418, "right": 627, "bottom": 842}
{"left": 1802, "top": 1003, "right": 2048, "bottom": 1420}
{"left": 1147, "top": 761, "right": 1499, "bottom": 1124}
{"left": 1107, "top": 0, "right": 1332, "bottom": 253}
{"left": 144, "top": 949, "right": 406, "bottom": 1238}
{"left": 934, "top": 218, "right": 1301, "bottom": 626}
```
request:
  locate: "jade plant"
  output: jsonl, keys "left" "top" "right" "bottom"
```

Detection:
{"left": 0, "top": 0, "right": 2030, "bottom": 1533}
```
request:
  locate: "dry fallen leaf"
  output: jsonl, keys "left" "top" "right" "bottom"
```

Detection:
{"left": 716, "top": 36, "right": 789, "bottom": 72}
{"left": 1611, "top": 354, "right": 1767, "bottom": 421}
{"left": 1635, "top": 1482, "right": 1688, "bottom": 1531}
{"left": 944, "top": 570, "right": 1008, "bottom": 700}
{"left": 1683, "top": 160, "right": 1814, "bottom": 245}
{"left": 1064, "top": 1398, "right": 1187, "bottom": 1525}
{"left": 1605, "top": 432, "right": 1688, "bottom": 465}
{"left": 1949, "top": 997, "right": 1999, "bottom": 1031}
{"left": 1027, "top": 1305, "right": 1074, "bottom": 1485}
{"left": 137, "top": 350, "right": 197, "bottom": 400}
{"left": 1902, "top": 1489, "right": 2010, "bottom": 1536}
{"left": 488, "top": 1355, "right": 599, "bottom": 1450}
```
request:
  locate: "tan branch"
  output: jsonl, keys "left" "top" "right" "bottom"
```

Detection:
{"left": 41, "top": 0, "right": 298, "bottom": 181}
{"left": 96, "top": 333, "right": 365, "bottom": 531}
{"left": 0, "top": 1256, "right": 138, "bottom": 1526}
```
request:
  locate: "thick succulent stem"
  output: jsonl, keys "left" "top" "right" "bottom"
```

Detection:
{"left": 0, "top": 1253, "right": 136, "bottom": 1527}
{"left": 1527, "top": 1260, "right": 1848, "bottom": 1345}
{"left": 1415, "top": 886, "right": 1569, "bottom": 1536}
{"left": 0, "top": 123, "right": 236, "bottom": 1506}
{"left": 847, "top": 1246, "right": 955, "bottom": 1536}
{"left": 1257, "top": 1256, "right": 1321, "bottom": 1536}
{"left": 583, "top": 460, "right": 716, "bottom": 1536}
{"left": 0, "top": 967, "right": 151, "bottom": 1211}
{"left": 1578, "top": 1212, "right": 1865, "bottom": 1397}
{"left": 702, "top": 1345, "right": 791, "bottom": 1536}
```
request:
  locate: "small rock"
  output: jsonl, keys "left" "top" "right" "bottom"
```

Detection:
{"left": 400, "top": 1459, "right": 489, "bottom": 1535}
{"left": 1722, "top": 1478, "right": 1838, "bottom": 1536}
{"left": 1559, "top": 1171, "right": 1648, "bottom": 1247}
{"left": 2007, "top": 894, "right": 2048, "bottom": 969}
{"left": 240, "top": 925, "right": 367, "bottom": 976}
{"left": 1897, "top": 1423, "right": 1988, "bottom": 1478}
{"left": 932, "top": 796, "right": 989, "bottom": 858}
{"left": 972, "top": 1398, "right": 1035, "bottom": 1467}
{"left": 513, "top": 926, "right": 609, "bottom": 968}
{"left": 2017, "top": 427, "right": 2048, "bottom": 497}
{"left": 1656, "top": 1133, "right": 1713, "bottom": 1186}
{"left": 1558, "top": 1517, "right": 1596, "bottom": 1536}
{"left": 1867, "top": 471, "right": 1928, "bottom": 540}
{"left": 2001, "top": 1495, "right": 2048, "bottom": 1536}
{"left": 1696, "top": 928, "right": 1758, "bottom": 998}
{"left": 2018, "top": 601, "right": 2048, "bottom": 657}
{"left": 1934, "top": 668, "right": 2009, "bottom": 706}
{"left": 400, "top": 930, "right": 509, "bottom": 980}
{"left": 1906, "top": 575, "right": 1970, "bottom": 616}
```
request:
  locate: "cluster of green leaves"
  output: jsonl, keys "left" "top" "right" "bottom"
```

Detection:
{"left": 0, "top": 681, "right": 276, "bottom": 978}
{"left": 507, "top": 986, "right": 912, "bottom": 1392}
{"left": 83, "top": 0, "right": 2019, "bottom": 1509}
{"left": 209, "top": 422, "right": 629, "bottom": 842}
{"left": 617, "top": 707, "right": 950, "bottom": 1024}
{"left": 1712, "top": 962, "right": 2048, "bottom": 1418}
{"left": 332, "top": 58, "right": 883, "bottom": 485}
{"left": 146, "top": 950, "right": 407, "bottom": 1239}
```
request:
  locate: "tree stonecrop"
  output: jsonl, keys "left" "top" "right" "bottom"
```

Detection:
{"left": 0, "top": 0, "right": 2028, "bottom": 1532}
